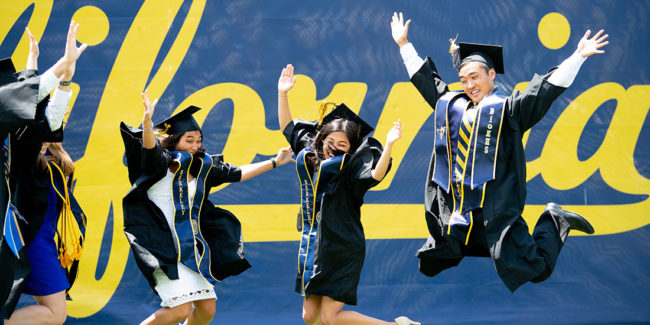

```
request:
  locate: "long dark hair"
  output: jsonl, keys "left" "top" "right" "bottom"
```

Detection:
{"left": 307, "top": 118, "right": 362, "bottom": 172}
{"left": 37, "top": 142, "right": 75, "bottom": 177}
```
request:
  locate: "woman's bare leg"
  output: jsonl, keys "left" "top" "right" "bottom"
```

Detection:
{"left": 140, "top": 302, "right": 192, "bottom": 325}
{"left": 184, "top": 298, "right": 216, "bottom": 325}
{"left": 319, "top": 295, "right": 393, "bottom": 325}
{"left": 5, "top": 291, "right": 67, "bottom": 325}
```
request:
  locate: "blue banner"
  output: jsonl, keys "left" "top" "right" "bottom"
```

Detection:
{"left": 2, "top": 0, "right": 648, "bottom": 323}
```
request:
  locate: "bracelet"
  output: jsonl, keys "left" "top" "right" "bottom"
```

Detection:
{"left": 143, "top": 127, "right": 153, "bottom": 132}
{"left": 59, "top": 80, "right": 71, "bottom": 86}
{"left": 278, "top": 92, "right": 288, "bottom": 97}
{"left": 271, "top": 158, "right": 277, "bottom": 168}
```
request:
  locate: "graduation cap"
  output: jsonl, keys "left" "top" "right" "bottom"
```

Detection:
{"left": 154, "top": 105, "right": 201, "bottom": 135}
{"left": 0, "top": 57, "right": 17, "bottom": 86}
{"left": 0, "top": 58, "right": 16, "bottom": 74}
{"left": 458, "top": 42, "right": 504, "bottom": 74}
{"left": 319, "top": 103, "right": 374, "bottom": 138}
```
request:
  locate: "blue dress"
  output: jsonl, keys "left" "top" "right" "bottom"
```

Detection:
{"left": 22, "top": 180, "right": 69, "bottom": 296}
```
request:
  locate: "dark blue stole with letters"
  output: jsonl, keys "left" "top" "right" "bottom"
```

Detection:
{"left": 295, "top": 148, "right": 346, "bottom": 294}
{"left": 432, "top": 89, "right": 507, "bottom": 244}
{"left": 169, "top": 151, "right": 216, "bottom": 282}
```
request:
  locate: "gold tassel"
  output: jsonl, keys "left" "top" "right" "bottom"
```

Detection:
{"left": 449, "top": 34, "right": 460, "bottom": 71}
{"left": 315, "top": 101, "right": 337, "bottom": 125}
{"left": 48, "top": 162, "right": 84, "bottom": 270}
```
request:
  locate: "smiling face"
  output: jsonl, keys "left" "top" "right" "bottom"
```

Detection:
{"left": 173, "top": 130, "right": 202, "bottom": 155}
{"left": 322, "top": 131, "right": 350, "bottom": 159}
{"left": 458, "top": 61, "right": 496, "bottom": 103}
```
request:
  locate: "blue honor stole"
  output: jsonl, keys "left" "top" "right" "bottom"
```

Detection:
{"left": 169, "top": 151, "right": 217, "bottom": 282}
{"left": 432, "top": 89, "right": 507, "bottom": 243}
{"left": 295, "top": 148, "right": 346, "bottom": 294}
{"left": 2, "top": 137, "right": 27, "bottom": 258}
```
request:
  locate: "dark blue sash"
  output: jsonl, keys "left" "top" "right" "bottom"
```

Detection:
{"left": 295, "top": 148, "right": 346, "bottom": 294}
{"left": 432, "top": 90, "right": 506, "bottom": 209}
{"left": 432, "top": 92, "right": 467, "bottom": 193}
{"left": 169, "top": 151, "right": 216, "bottom": 281}
{"left": 433, "top": 90, "right": 507, "bottom": 243}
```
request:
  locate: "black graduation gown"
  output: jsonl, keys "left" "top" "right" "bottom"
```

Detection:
{"left": 0, "top": 60, "right": 53, "bottom": 319}
{"left": 283, "top": 120, "right": 388, "bottom": 306}
{"left": 120, "top": 123, "right": 251, "bottom": 293}
{"left": 411, "top": 57, "right": 569, "bottom": 291}
{"left": 4, "top": 120, "right": 85, "bottom": 295}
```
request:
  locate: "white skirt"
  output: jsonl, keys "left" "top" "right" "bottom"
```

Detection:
{"left": 153, "top": 262, "right": 217, "bottom": 308}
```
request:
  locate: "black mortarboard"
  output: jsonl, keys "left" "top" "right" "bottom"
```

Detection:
{"left": 320, "top": 103, "right": 374, "bottom": 138}
{"left": 0, "top": 58, "right": 16, "bottom": 74}
{"left": 0, "top": 58, "right": 17, "bottom": 86}
{"left": 154, "top": 105, "right": 201, "bottom": 135}
{"left": 459, "top": 42, "right": 504, "bottom": 74}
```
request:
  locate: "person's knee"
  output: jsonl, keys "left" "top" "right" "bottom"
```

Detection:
{"left": 302, "top": 307, "right": 318, "bottom": 324}
{"left": 51, "top": 310, "right": 67, "bottom": 325}
{"left": 170, "top": 303, "right": 193, "bottom": 322}
{"left": 319, "top": 310, "right": 336, "bottom": 325}
{"left": 195, "top": 300, "right": 216, "bottom": 319}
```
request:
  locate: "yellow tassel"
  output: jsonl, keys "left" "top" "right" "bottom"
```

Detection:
{"left": 315, "top": 101, "right": 337, "bottom": 125}
{"left": 449, "top": 34, "right": 460, "bottom": 71}
{"left": 48, "top": 162, "right": 84, "bottom": 270}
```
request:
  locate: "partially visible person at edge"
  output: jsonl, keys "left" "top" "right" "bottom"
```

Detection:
{"left": 1, "top": 22, "right": 87, "bottom": 323}
{"left": 278, "top": 64, "right": 419, "bottom": 325}
{"left": 120, "top": 90, "right": 293, "bottom": 325}
{"left": 390, "top": 12, "right": 607, "bottom": 291}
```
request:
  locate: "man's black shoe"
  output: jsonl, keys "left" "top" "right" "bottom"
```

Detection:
{"left": 546, "top": 202, "right": 595, "bottom": 234}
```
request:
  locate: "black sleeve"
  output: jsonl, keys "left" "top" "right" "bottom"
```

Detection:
{"left": 141, "top": 145, "right": 171, "bottom": 176}
{"left": 120, "top": 122, "right": 170, "bottom": 184}
{"left": 8, "top": 131, "right": 43, "bottom": 179}
{"left": 508, "top": 68, "right": 567, "bottom": 132}
{"left": 282, "top": 119, "right": 317, "bottom": 154}
{"left": 350, "top": 137, "right": 388, "bottom": 196}
{"left": 206, "top": 154, "right": 243, "bottom": 187}
{"left": 410, "top": 57, "right": 450, "bottom": 111}
{"left": 0, "top": 73, "right": 42, "bottom": 131}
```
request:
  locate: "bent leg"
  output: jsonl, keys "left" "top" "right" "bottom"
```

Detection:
{"left": 303, "top": 295, "right": 323, "bottom": 325}
{"left": 319, "top": 295, "right": 392, "bottom": 325}
{"left": 140, "top": 302, "right": 192, "bottom": 325}
{"left": 530, "top": 208, "right": 570, "bottom": 283}
{"left": 5, "top": 291, "right": 67, "bottom": 325}
{"left": 185, "top": 298, "right": 216, "bottom": 325}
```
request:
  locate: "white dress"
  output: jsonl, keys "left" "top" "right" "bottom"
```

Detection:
{"left": 147, "top": 169, "right": 217, "bottom": 307}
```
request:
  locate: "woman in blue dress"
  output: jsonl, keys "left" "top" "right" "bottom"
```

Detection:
{"left": 4, "top": 23, "right": 87, "bottom": 325}
{"left": 277, "top": 64, "right": 419, "bottom": 325}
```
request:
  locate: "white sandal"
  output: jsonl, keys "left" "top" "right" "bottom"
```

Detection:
{"left": 395, "top": 316, "right": 421, "bottom": 325}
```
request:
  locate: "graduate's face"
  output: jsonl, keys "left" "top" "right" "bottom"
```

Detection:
{"left": 174, "top": 130, "right": 202, "bottom": 155}
{"left": 458, "top": 62, "right": 496, "bottom": 103}
{"left": 322, "top": 131, "right": 350, "bottom": 158}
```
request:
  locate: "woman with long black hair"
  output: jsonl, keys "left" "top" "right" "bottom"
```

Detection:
{"left": 121, "top": 90, "right": 293, "bottom": 325}
{"left": 278, "top": 64, "right": 419, "bottom": 325}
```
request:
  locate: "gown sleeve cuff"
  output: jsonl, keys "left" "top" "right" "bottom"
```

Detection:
{"left": 38, "top": 68, "right": 61, "bottom": 102}
{"left": 45, "top": 88, "right": 73, "bottom": 131}
{"left": 546, "top": 51, "right": 587, "bottom": 88}
{"left": 400, "top": 42, "right": 426, "bottom": 79}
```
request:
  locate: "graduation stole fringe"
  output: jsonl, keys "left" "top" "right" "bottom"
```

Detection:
{"left": 47, "top": 161, "right": 84, "bottom": 269}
